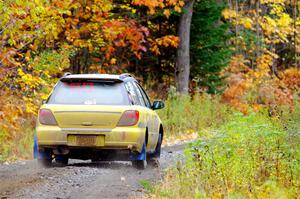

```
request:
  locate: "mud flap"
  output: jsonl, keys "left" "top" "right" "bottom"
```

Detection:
{"left": 130, "top": 143, "right": 146, "bottom": 161}
{"left": 33, "top": 132, "right": 38, "bottom": 159}
{"left": 33, "top": 131, "right": 50, "bottom": 159}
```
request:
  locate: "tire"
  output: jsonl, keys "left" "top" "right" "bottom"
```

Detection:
{"left": 55, "top": 156, "right": 68, "bottom": 166}
{"left": 132, "top": 160, "right": 147, "bottom": 169}
{"left": 149, "top": 133, "right": 162, "bottom": 159}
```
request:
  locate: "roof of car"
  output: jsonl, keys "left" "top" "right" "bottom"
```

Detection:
{"left": 60, "top": 73, "right": 135, "bottom": 82}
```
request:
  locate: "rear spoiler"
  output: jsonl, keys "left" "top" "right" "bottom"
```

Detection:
{"left": 60, "top": 75, "right": 123, "bottom": 83}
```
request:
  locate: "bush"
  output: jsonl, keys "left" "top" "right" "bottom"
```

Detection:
{"left": 0, "top": 123, "right": 34, "bottom": 162}
{"left": 148, "top": 111, "right": 300, "bottom": 198}
{"left": 157, "top": 94, "right": 232, "bottom": 138}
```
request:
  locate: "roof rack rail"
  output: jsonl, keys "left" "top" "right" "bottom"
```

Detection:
{"left": 63, "top": 72, "right": 72, "bottom": 77}
{"left": 120, "top": 73, "right": 132, "bottom": 79}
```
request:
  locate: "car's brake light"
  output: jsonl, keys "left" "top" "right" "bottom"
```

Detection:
{"left": 117, "top": 110, "right": 139, "bottom": 126}
{"left": 39, "top": 109, "right": 58, "bottom": 125}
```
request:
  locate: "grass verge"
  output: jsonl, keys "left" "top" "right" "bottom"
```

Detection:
{"left": 146, "top": 109, "right": 300, "bottom": 198}
{"left": 0, "top": 123, "right": 34, "bottom": 162}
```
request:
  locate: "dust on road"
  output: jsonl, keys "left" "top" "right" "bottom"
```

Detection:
{"left": 0, "top": 144, "right": 186, "bottom": 199}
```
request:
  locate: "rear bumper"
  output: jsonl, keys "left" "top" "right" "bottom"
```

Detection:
{"left": 36, "top": 125, "right": 146, "bottom": 152}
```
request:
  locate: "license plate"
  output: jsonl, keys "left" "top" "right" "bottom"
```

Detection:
{"left": 67, "top": 135, "right": 104, "bottom": 146}
{"left": 77, "top": 135, "right": 96, "bottom": 146}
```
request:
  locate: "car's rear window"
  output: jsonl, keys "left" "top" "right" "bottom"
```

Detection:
{"left": 47, "top": 81, "right": 129, "bottom": 105}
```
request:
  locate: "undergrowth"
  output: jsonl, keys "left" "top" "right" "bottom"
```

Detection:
{"left": 157, "top": 94, "right": 232, "bottom": 139}
{"left": 147, "top": 108, "right": 300, "bottom": 198}
{"left": 0, "top": 123, "right": 34, "bottom": 162}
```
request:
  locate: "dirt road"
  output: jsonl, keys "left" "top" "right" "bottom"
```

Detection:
{"left": 0, "top": 143, "right": 187, "bottom": 199}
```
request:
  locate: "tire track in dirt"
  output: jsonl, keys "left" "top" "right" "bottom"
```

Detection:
{"left": 0, "top": 143, "right": 187, "bottom": 199}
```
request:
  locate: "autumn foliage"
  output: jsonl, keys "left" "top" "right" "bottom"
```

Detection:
{"left": 0, "top": 0, "right": 182, "bottom": 135}
{"left": 0, "top": 0, "right": 300, "bottom": 161}
{"left": 221, "top": 0, "right": 300, "bottom": 113}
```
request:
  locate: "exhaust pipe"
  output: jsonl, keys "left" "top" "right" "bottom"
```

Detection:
{"left": 53, "top": 147, "right": 69, "bottom": 155}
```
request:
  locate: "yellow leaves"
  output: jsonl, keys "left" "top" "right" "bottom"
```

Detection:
{"left": 110, "top": 58, "right": 117, "bottom": 65}
{"left": 264, "top": 16, "right": 276, "bottom": 28}
{"left": 163, "top": 9, "right": 171, "bottom": 18}
{"left": 239, "top": 18, "right": 253, "bottom": 29}
{"left": 222, "top": 8, "right": 237, "bottom": 20}
{"left": 260, "top": 13, "right": 293, "bottom": 43}
{"left": 17, "top": 68, "right": 42, "bottom": 89}
{"left": 259, "top": 0, "right": 285, "bottom": 5}
{"left": 156, "top": 35, "right": 179, "bottom": 47}
{"left": 120, "top": 4, "right": 136, "bottom": 14}
{"left": 270, "top": 3, "right": 284, "bottom": 15}
{"left": 277, "top": 13, "right": 292, "bottom": 27}
{"left": 150, "top": 35, "right": 179, "bottom": 55}
{"left": 178, "top": 1, "right": 184, "bottom": 7}
{"left": 174, "top": 5, "right": 181, "bottom": 13}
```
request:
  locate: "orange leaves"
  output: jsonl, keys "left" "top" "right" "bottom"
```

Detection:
{"left": 132, "top": 0, "right": 165, "bottom": 14}
{"left": 163, "top": 9, "right": 171, "bottom": 18}
{"left": 222, "top": 53, "right": 298, "bottom": 113}
{"left": 132, "top": 0, "right": 184, "bottom": 16}
{"left": 157, "top": 35, "right": 179, "bottom": 47}
{"left": 102, "top": 19, "right": 148, "bottom": 60}
{"left": 110, "top": 58, "right": 117, "bottom": 65}
{"left": 149, "top": 35, "right": 179, "bottom": 55}
{"left": 282, "top": 68, "right": 300, "bottom": 91}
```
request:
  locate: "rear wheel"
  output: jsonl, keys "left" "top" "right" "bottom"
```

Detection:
{"left": 147, "top": 133, "right": 162, "bottom": 167}
{"left": 132, "top": 160, "right": 147, "bottom": 169}
{"left": 153, "top": 133, "right": 162, "bottom": 158}
{"left": 55, "top": 156, "right": 69, "bottom": 166}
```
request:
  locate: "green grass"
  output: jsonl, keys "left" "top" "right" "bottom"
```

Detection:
{"left": 157, "top": 94, "right": 232, "bottom": 139}
{"left": 139, "top": 179, "right": 154, "bottom": 192}
{"left": 147, "top": 108, "right": 300, "bottom": 199}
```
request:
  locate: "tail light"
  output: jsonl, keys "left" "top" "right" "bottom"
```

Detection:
{"left": 39, "top": 109, "right": 58, "bottom": 125}
{"left": 117, "top": 110, "right": 139, "bottom": 126}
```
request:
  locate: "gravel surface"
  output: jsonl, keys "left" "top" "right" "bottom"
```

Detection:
{"left": 0, "top": 143, "right": 187, "bottom": 199}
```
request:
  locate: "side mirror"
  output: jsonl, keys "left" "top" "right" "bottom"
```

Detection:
{"left": 152, "top": 100, "right": 165, "bottom": 110}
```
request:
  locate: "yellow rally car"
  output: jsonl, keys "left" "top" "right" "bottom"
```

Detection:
{"left": 35, "top": 73, "right": 164, "bottom": 169}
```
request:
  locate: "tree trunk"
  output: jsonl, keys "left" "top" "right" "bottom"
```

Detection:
{"left": 176, "top": 0, "right": 194, "bottom": 95}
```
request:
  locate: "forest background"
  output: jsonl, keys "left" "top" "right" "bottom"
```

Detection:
{"left": 0, "top": 0, "right": 300, "bottom": 197}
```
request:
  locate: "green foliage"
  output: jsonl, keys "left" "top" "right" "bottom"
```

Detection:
{"left": 139, "top": 179, "right": 154, "bottom": 192}
{"left": 29, "top": 49, "right": 70, "bottom": 77}
{"left": 157, "top": 91, "right": 232, "bottom": 138}
{"left": 190, "top": 0, "right": 232, "bottom": 94}
{"left": 149, "top": 110, "right": 300, "bottom": 198}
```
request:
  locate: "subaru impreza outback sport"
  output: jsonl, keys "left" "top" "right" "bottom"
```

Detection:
{"left": 35, "top": 73, "right": 164, "bottom": 169}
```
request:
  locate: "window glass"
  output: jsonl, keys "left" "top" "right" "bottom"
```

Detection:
{"left": 47, "top": 81, "right": 129, "bottom": 105}
{"left": 125, "top": 82, "right": 141, "bottom": 105}
{"left": 133, "top": 82, "right": 146, "bottom": 107}
{"left": 136, "top": 84, "right": 151, "bottom": 108}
